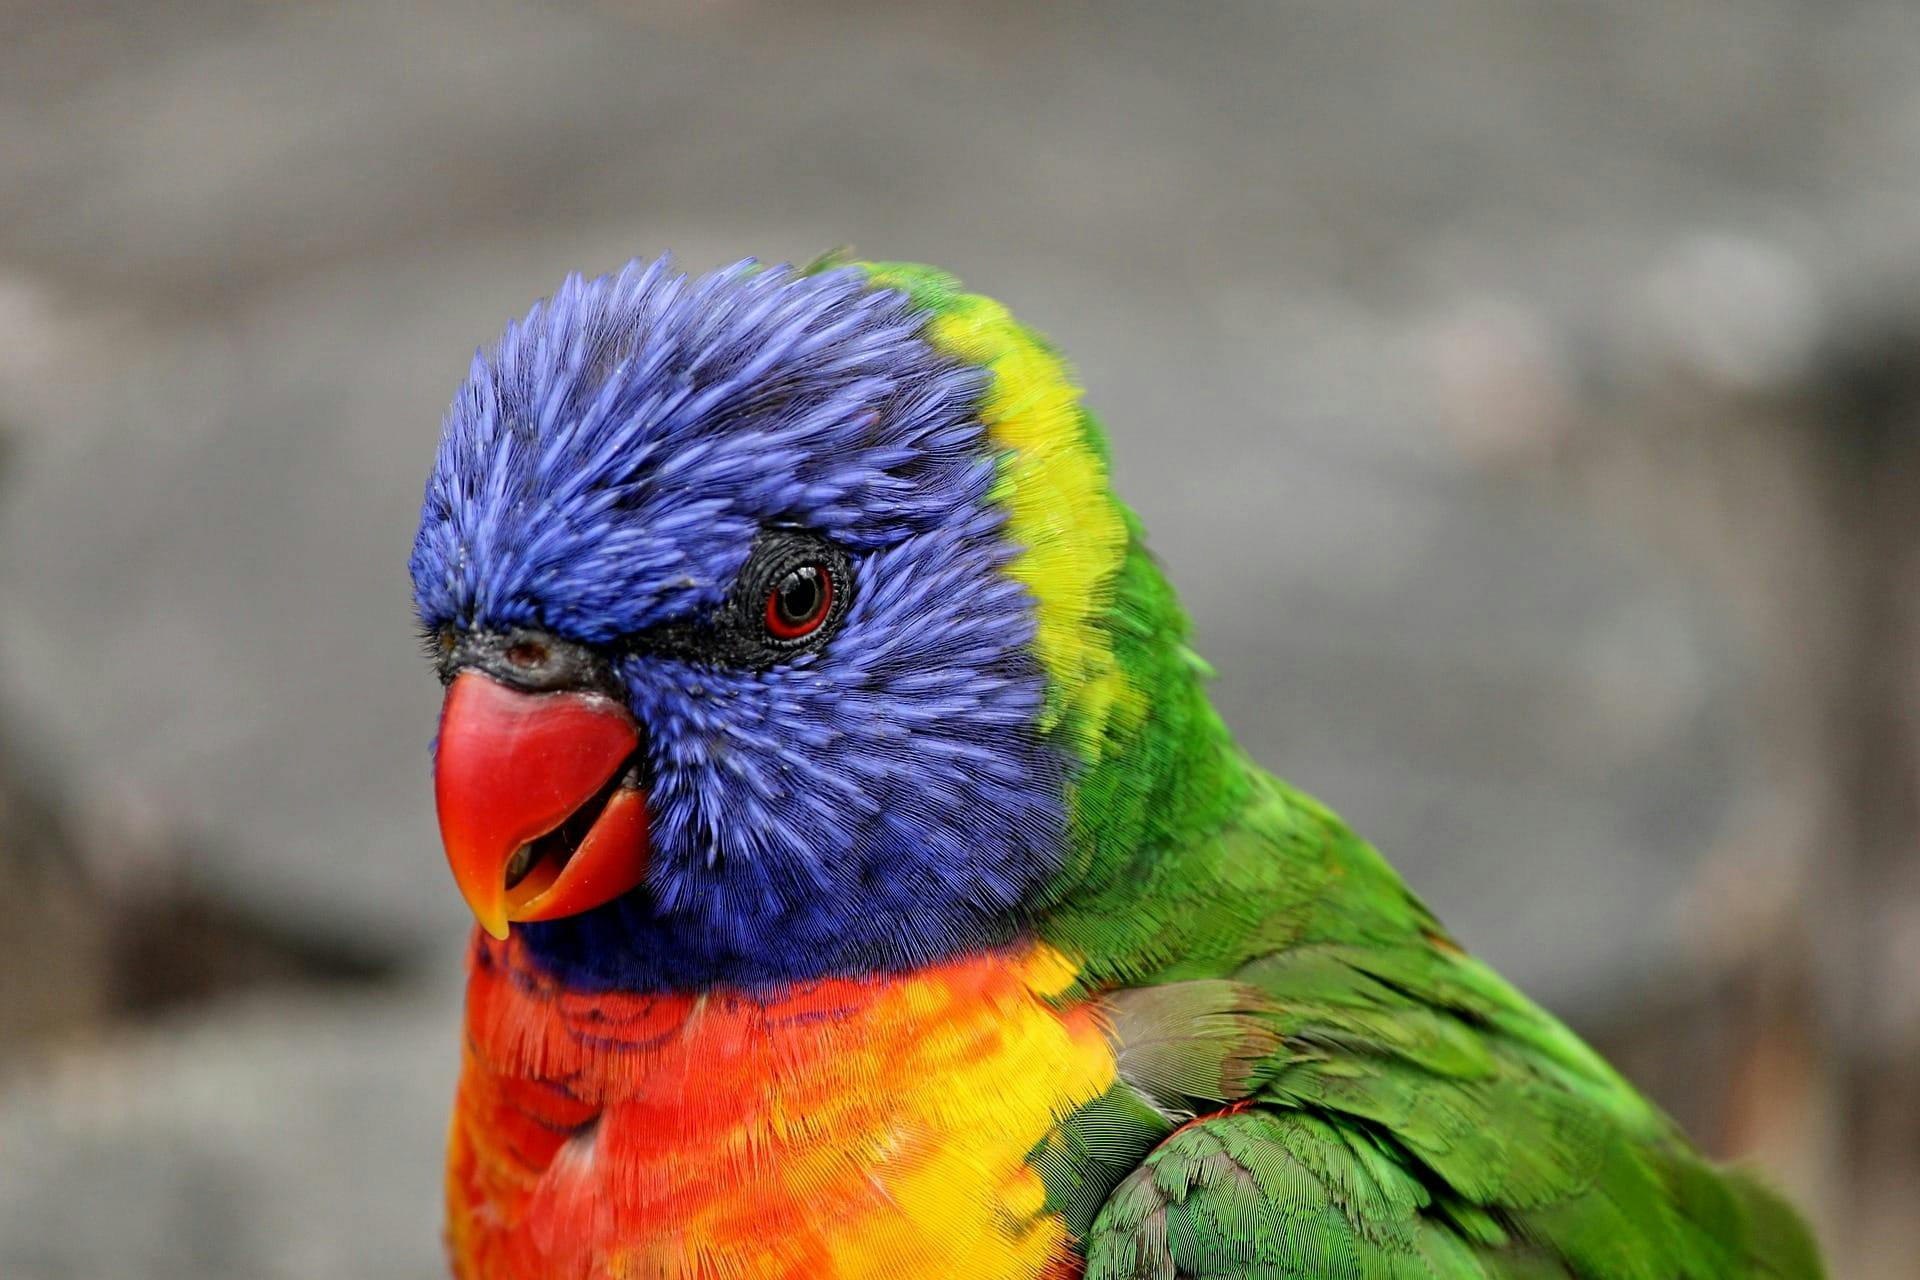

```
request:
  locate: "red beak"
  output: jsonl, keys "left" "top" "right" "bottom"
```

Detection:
{"left": 433, "top": 671, "right": 649, "bottom": 939}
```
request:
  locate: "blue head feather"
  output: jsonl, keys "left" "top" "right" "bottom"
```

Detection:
{"left": 411, "top": 258, "right": 1069, "bottom": 990}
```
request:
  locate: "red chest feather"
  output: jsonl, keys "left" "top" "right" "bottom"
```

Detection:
{"left": 446, "top": 934, "right": 1112, "bottom": 1280}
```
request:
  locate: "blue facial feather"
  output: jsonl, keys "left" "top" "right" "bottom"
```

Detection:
{"left": 412, "top": 258, "right": 1069, "bottom": 990}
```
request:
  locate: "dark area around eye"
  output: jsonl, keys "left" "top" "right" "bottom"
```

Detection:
{"left": 622, "top": 528, "right": 853, "bottom": 669}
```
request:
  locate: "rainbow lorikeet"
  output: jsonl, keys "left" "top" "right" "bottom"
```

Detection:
{"left": 409, "top": 256, "right": 1822, "bottom": 1280}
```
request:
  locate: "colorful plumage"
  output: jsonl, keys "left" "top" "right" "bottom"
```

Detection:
{"left": 410, "top": 256, "right": 1823, "bottom": 1279}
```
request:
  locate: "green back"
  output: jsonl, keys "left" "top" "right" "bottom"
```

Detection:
{"left": 855, "top": 258, "right": 1822, "bottom": 1278}
{"left": 1029, "top": 519, "right": 1821, "bottom": 1277}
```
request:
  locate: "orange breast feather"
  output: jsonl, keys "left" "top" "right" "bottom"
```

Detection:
{"left": 446, "top": 935, "right": 1114, "bottom": 1280}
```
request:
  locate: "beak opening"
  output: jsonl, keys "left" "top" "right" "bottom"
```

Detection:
{"left": 433, "top": 670, "right": 650, "bottom": 939}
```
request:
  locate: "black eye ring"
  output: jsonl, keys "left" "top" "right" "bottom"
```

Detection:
{"left": 740, "top": 530, "right": 851, "bottom": 656}
{"left": 621, "top": 529, "right": 853, "bottom": 669}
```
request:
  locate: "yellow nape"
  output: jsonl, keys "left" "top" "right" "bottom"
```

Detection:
{"left": 867, "top": 267, "right": 1144, "bottom": 753}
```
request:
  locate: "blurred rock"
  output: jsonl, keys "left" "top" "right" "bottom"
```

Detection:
{"left": 0, "top": 730, "right": 115, "bottom": 1053}
{"left": 0, "top": 975, "right": 459, "bottom": 1280}
{"left": 0, "top": 712, "right": 402, "bottom": 1074}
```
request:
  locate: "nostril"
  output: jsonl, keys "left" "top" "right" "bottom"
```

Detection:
{"left": 448, "top": 629, "right": 616, "bottom": 697}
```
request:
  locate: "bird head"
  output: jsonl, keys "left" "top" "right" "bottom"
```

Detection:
{"left": 411, "top": 257, "right": 1212, "bottom": 990}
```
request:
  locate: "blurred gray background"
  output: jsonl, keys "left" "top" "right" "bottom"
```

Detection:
{"left": 2, "top": 2, "right": 1917, "bottom": 1277}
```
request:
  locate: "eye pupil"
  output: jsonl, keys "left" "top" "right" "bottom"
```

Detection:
{"left": 765, "top": 564, "right": 833, "bottom": 641}
{"left": 778, "top": 573, "right": 819, "bottom": 621}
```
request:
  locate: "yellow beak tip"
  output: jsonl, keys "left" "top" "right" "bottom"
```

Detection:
{"left": 456, "top": 885, "right": 512, "bottom": 941}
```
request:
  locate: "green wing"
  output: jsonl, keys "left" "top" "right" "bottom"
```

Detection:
{"left": 1038, "top": 776, "right": 1823, "bottom": 1280}
{"left": 1086, "top": 1109, "right": 1570, "bottom": 1279}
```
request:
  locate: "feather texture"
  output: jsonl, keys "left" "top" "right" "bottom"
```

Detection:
{"left": 447, "top": 934, "right": 1113, "bottom": 1279}
{"left": 412, "top": 256, "right": 1823, "bottom": 1279}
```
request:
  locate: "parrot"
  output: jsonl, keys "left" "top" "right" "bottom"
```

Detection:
{"left": 408, "top": 254, "right": 1823, "bottom": 1280}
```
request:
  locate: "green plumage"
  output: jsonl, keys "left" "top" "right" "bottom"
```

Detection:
{"left": 859, "top": 259, "right": 1821, "bottom": 1278}
{"left": 1034, "top": 496, "right": 1819, "bottom": 1279}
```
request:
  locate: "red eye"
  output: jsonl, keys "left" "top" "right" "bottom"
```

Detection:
{"left": 764, "top": 564, "right": 834, "bottom": 641}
